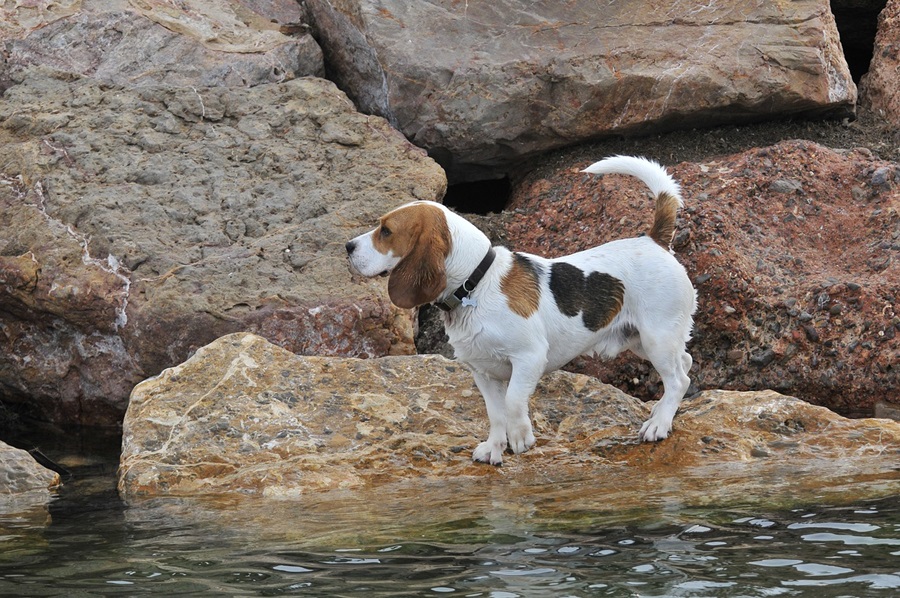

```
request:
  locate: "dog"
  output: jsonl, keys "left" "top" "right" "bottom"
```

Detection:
{"left": 346, "top": 156, "right": 696, "bottom": 465}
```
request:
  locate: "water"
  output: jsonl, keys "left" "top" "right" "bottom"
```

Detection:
{"left": 2, "top": 430, "right": 900, "bottom": 597}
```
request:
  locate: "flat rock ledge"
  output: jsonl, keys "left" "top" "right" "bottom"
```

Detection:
{"left": 119, "top": 333, "right": 900, "bottom": 508}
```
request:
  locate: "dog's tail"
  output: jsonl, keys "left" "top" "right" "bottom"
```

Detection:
{"left": 581, "top": 156, "right": 683, "bottom": 248}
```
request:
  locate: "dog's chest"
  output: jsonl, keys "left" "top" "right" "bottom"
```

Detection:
{"left": 442, "top": 311, "right": 515, "bottom": 378}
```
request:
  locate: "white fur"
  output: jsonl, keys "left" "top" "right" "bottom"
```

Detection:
{"left": 348, "top": 156, "right": 697, "bottom": 465}
{"left": 581, "top": 155, "right": 682, "bottom": 205}
{"left": 344, "top": 228, "right": 399, "bottom": 277}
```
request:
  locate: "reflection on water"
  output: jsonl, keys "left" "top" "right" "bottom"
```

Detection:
{"left": 1, "top": 429, "right": 899, "bottom": 596}
{"left": 3, "top": 482, "right": 899, "bottom": 596}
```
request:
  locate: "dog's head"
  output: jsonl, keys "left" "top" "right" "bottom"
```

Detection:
{"left": 346, "top": 201, "right": 452, "bottom": 308}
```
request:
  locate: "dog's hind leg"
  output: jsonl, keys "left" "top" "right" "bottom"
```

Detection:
{"left": 636, "top": 335, "right": 692, "bottom": 442}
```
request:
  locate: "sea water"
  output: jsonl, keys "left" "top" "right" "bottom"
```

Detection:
{"left": 2, "top": 430, "right": 898, "bottom": 597}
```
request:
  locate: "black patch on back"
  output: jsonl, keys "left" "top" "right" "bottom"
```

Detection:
{"left": 513, "top": 252, "right": 544, "bottom": 279}
{"left": 549, "top": 262, "right": 625, "bottom": 331}
{"left": 549, "top": 262, "right": 584, "bottom": 317}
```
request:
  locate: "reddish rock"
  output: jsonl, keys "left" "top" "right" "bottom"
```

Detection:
{"left": 506, "top": 141, "right": 899, "bottom": 415}
{"left": 860, "top": 0, "right": 900, "bottom": 126}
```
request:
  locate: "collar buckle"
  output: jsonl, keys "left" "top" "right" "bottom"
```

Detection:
{"left": 434, "top": 248, "right": 495, "bottom": 312}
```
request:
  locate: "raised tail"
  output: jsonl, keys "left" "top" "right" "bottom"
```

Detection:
{"left": 581, "top": 155, "right": 683, "bottom": 249}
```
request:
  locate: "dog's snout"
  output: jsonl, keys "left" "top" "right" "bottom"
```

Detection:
{"left": 345, "top": 240, "right": 356, "bottom": 255}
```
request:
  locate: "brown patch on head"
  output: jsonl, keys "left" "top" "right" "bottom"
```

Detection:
{"left": 376, "top": 203, "right": 452, "bottom": 309}
{"left": 649, "top": 191, "right": 680, "bottom": 248}
{"left": 501, "top": 253, "right": 542, "bottom": 318}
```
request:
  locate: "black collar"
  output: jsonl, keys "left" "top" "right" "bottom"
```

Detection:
{"left": 434, "top": 248, "right": 496, "bottom": 312}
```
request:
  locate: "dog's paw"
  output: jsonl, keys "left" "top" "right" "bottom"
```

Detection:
{"left": 473, "top": 438, "right": 506, "bottom": 466}
{"left": 639, "top": 417, "right": 672, "bottom": 442}
{"left": 507, "top": 419, "right": 536, "bottom": 454}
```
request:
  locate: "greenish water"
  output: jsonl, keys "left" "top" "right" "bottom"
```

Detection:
{"left": 2, "top": 429, "right": 899, "bottom": 597}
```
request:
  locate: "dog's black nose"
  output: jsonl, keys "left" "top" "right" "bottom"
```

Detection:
{"left": 345, "top": 240, "right": 356, "bottom": 255}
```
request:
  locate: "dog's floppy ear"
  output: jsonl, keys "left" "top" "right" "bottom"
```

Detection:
{"left": 387, "top": 206, "right": 451, "bottom": 308}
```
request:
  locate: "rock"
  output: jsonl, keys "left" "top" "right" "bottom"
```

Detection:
{"left": 0, "top": 70, "right": 446, "bottom": 426}
{"left": 501, "top": 140, "right": 898, "bottom": 416}
{"left": 832, "top": 0, "right": 891, "bottom": 79}
{"left": 750, "top": 349, "right": 778, "bottom": 368}
{"left": 875, "top": 401, "right": 900, "bottom": 421}
{"left": 860, "top": 0, "right": 900, "bottom": 126}
{"left": 770, "top": 179, "right": 804, "bottom": 194}
{"left": 306, "top": 0, "right": 855, "bottom": 182}
{"left": 0, "top": 441, "right": 60, "bottom": 496}
{"left": 118, "top": 332, "right": 900, "bottom": 506}
{"left": 0, "top": 0, "right": 80, "bottom": 39}
{"left": 2, "top": 0, "right": 324, "bottom": 87}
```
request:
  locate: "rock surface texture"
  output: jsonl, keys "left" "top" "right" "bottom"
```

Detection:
{"left": 0, "top": 71, "right": 445, "bottom": 425}
{"left": 118, "top": 333, "right": 900, "bottom": 505}
{"left": 503, "top": 141, "right": 899, "bottom": 416}
{"left": 860, "top": 0, "right": 900, "bottom": 126}
{"left": 2, "top": 0, "right": 324, "bottom": 88}
{"left": 1, "top": 0, "right": 898, "bottom": 431}
{"left": 307, "top": 0, "right": 856, "bottom": 182}
{"left": 0, "top": 441, "right": 60, "bottom": 496}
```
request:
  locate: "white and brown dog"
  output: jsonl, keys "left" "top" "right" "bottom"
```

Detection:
{"left": 346, "top": 156, "right": 696, "bottom": 465}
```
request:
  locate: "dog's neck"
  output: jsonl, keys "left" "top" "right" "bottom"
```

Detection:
{"left": 442, "top": 212, "right": 494, "bottom": 294}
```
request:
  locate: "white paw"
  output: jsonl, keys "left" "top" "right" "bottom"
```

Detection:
{"left": 507, "top": 419, "right": 536, "bottom": 454}
{"left": 473, "top": 438, "right": 507, "bottom": 466}
{"left": 639, "top": 416, "right": 672, "bottom": 442}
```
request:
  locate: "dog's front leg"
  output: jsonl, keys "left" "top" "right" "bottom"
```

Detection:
{"left": 503, "top": 355, "right": 545, "bottom": 456}
{"left": 471, "top": 371, "right": 509, "bottom": 465}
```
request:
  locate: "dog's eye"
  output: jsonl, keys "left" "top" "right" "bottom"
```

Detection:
{"left": 380, "top": 226, "right": 392, "bottom": 238}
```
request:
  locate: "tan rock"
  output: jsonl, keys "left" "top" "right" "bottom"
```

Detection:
{"left": 0, "top": 0, "right": 80, "bottom": 36}
{"left": 0, "top": 441, "right": 60, "bottom": 497}
{"left": 118, "top": 333, "right": 900, "bottom": 508}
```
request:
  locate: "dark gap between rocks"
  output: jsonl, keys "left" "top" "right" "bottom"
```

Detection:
{"left": 442, "top": 177, "right": 511, "bottom": 215}
{"left": 831, "top": 0, "right": 887, "bottom": 83}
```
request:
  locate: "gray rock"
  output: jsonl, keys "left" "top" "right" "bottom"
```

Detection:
{"left": 3, "top": 2, "right": 324, "bottom": 87}
{"left": 0, "top": 70, "right": 446, "bottom": 425}
{"left": 306, "top": 0, "right": 855, "bottom": 182}
{"left": 770, "top": 179, "right": 804, "bottom": 194}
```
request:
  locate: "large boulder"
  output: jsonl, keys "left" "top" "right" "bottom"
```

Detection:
{"left": 306, "top": 0, "right": 856, "bottom": 182}
{"left": 503, "top": 140, "right": 898, "bottom": 415}
{"left": 860, "top": 0, "right": 900, "bottom": 126}
{"left": 1, "top": 0, "right": 323, "bottom": 87}
{"left": 118, "top": 332, "right": 900, "bottom": 506}
{"left": 0, "top": 71, "right": 446, "bottom": 426}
